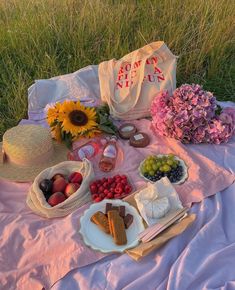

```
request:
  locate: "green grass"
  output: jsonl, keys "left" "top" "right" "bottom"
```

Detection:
{"left": 0, "top": 0, "right": 235, "bottom": 139}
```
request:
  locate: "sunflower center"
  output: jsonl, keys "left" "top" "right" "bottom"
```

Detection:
{"left": 69, "top": 110, "right": 88, "bottom": 126}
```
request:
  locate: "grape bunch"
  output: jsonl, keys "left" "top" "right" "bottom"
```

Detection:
{"left": 140, "top": 154, "right": 184, "bottom": 183}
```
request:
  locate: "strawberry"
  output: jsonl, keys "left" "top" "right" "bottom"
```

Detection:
{"left": 114, "top": 193, "right": 121, "bottom": 199}
{"left": 121, "top": 175, "right": 127, "bottom": 180}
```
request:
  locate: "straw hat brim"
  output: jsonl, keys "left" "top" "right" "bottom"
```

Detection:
{"left": 0, "top": 141, "right": 69, "bottom": 182}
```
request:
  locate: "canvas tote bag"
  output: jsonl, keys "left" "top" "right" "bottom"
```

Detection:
{"left": 98, "top": 41, "right": 177, "bottom": 120}
{"left": 26, "top": 160, "right": 94, "bottom": 218}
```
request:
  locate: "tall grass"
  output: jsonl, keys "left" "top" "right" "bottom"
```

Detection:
{"left": 0, "top": 0, "right": 234, "bottom": 138}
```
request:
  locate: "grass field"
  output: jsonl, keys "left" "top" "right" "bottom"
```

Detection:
{"left": 0, "top": 0, "right": 234, "bottom": 139}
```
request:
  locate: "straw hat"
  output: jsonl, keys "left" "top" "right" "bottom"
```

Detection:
{"left": 0, "top": 125, "right": 69, "bottom": 182}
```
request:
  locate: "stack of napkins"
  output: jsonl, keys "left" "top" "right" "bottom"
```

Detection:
{"left": 134, "top": 177, "right": 183, "bottom": 226}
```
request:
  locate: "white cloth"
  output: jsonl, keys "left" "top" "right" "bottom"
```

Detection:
{"left": 27, "top": 65, "right": 101, "bottom": 122}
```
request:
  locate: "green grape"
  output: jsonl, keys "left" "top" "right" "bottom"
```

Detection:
{"left": 141, "top": 164, "right": 147, "bottom": 171}
{"left": 145, "top": 160, "right": 151, "bottom": 166}
{"left": 163, "top": 164, "right": 171, "bottom": 172}
{"left": 146, "top": 165, "right": 152, "bottom": 172}
{"left": 172, "top": 163, "right": 177, "bottom": 169}
{"left": 149, "top": 170, "right": 155, "bottom": 176}
{"left": 156, "top": 162, "right": 161, "bottom": 168}
{"left": 159, "top": 166, "right": 165, "bottom": 172}
{"left": 152, "top": 164, "right": 159, "bottom": 171}
{"left": 162, "top": 156, "right": 167, "bottom": 162}
{"left": 168, "top": 153, "right": 175, "bottom": 159}
{"left": 166, "top": 159, "right": 174, "bottom": 166}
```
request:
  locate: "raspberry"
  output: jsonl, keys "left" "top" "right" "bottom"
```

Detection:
{"left": 103, "top": 182, "right": 108, "bottom": 189}
{"left": 110, "top": 182, "right": 116, "bottom": 189}
{"left": 125, "top": 185, "right": 132, "bottom": 194}
{"left": 103, "top": 189, "right": 109, "bottom": 195}
{"left": 98, "top": 186, "right": 104, "bottom": 193}
{"left": 114, "top": 187, "right": 123, "bottom": 194}
{"left": 107, "top": 192, "right": 114, "bottom": 199}
{"left": 90, "top": 184, "right": 97, "bottom": 194}
{"left": 94, "top": 197, "right": 102, "bottom": 202}
{"left": 107, "top": 177, "right": 113, "bottom": 184}
{"left": 121, "top": 179, "right": 127, "bottom": 185}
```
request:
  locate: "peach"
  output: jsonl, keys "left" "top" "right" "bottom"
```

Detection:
{"left": 52, "top": 177, "right": 67, "bottom": 193}
{"left": 64, "top": 183, "right": 80, "bottom": 198}
{"left": 52, "top": 173, "right": 65, "bottom": 181}
{"left": 48, "top": 192, "right": 66, "bottom": 206}
{"left": 68, "top": 172, "right": 83, "bottom": 184}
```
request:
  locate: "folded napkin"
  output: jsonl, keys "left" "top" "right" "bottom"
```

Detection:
{"left": 134, "top": 177, "right": 183, "bottom": 226}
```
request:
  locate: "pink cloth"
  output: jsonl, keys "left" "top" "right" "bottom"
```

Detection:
{"left": 84, "top": 119, "right": 234, "bottom": 207}
{"left": 0, "top": 179, "right": 106, "bottom": 290}
{"left": 1, "top": 118, "right": 234, "bottom": 289}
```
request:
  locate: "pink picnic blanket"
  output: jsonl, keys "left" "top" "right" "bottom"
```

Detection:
{"left": 0, "top": 117, "right": 234, "bottom": 289}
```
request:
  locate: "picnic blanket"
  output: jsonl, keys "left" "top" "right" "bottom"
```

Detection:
{"left": 1, "top": 65, "right": 235, "bottom": 290}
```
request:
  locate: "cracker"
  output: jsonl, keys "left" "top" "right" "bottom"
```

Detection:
{"left": 90, "top": 211, "right": 110, "bottom": 234}
{"left": 108, "top": 210, "right": 127, "bottom": 245}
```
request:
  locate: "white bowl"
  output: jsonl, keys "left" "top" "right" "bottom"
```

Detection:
{"left": 138, "top": 154, "right": 188, "bottom": 185}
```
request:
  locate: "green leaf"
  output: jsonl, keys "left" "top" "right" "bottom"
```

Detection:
{"left": 98, "top": 113, "right": 107, "bottom": 125}
{"left": 99, "top": 124, "right": 117, "bottom": 134}
{"left": 64, "top": 132, "right": 72, "bottom": 149}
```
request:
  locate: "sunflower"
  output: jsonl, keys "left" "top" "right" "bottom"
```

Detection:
{"left": 58, "top": 101, "right": 98, "bottom": 136}
{"left": 51, "top": 123, "right": 62, "bottom": 142}
{"left": 47, "top": 103, "right": 62, "bottom": 125}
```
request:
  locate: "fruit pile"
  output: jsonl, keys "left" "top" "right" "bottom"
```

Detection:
{"left": 39, "top": 172, "right": 83, "bottom": 206}
{"left": 89, "top": 174, "right": 133, "bottom": 202}
{"left": 140, "top": 154, "right": 184, "bottom": 183}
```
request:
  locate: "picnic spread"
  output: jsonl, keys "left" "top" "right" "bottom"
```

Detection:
{"left": 0, "top": 41, "right": 235, "bottom": 290}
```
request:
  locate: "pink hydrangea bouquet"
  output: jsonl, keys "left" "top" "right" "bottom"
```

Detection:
{"left": 151, "top": 84, "right": 235, "bottom": 144}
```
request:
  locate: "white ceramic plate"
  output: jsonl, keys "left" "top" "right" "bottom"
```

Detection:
{"left": 138, "top": 154, "right": 188, "bottom": 185}
{"left": 79, "top": 199, "right": 145, "bottom": 253}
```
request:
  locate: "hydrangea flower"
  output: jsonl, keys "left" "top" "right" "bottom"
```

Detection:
{"left": 151, "top": 84, "right": 235, "bottom": 144}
